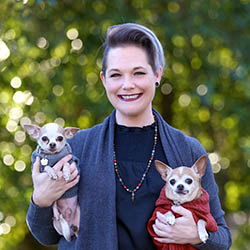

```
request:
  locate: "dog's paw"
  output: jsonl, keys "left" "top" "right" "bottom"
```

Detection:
{"left": 63, "top": 173, "right": 70, "bottom": 182}
{"left": 197, "top": 219, "right": 208, "bottom": 243}
{"left": 198, "top": 230, "right": 209, "bottom": 243}
{"left": 165, "top": 211, "right": 175, "bottom": 226}
{"left": 44, "top": 166, "right": 58, "bottom": 180}
{"left": 63, "top": 162, "right": 70, "bottom": 182}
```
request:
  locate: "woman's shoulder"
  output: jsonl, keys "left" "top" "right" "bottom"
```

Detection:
{"left": 161, "top": 119, "right": 207, "bottom": 160}
{"left": 70, "top": 123, "right": 104, "bottom": 143}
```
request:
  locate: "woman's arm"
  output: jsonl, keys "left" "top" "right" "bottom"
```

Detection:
{"left": 190, "top": 137, "right": 232, "bottom": 249}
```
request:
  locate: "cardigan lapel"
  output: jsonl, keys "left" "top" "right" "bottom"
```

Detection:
{"left": 153, "top": 109, "right": 194, "bottom": 168}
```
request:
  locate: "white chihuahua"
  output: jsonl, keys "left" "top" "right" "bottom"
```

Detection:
{"left": 23, "top": 122, "right": 80, "bottom": 241}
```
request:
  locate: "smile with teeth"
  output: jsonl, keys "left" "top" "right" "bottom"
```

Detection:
{"left": 119, "top": 94, "right": 142, "bottom": 101}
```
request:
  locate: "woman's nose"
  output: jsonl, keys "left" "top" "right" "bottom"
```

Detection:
{"left": 122, "top": 77, "right": 135, "bottom": 90}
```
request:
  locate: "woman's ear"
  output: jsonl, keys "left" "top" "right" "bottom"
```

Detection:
{"left": 100, "top": 71, "right": 106, "bottom": 88}
{"left": 155, "top": 66, "right": 163, "bottom": 82}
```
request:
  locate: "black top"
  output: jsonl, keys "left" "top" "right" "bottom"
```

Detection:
{"left": 115, "top": 123, "right": 168, "bottom": 250}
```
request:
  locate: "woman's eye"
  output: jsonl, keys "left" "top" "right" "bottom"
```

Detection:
{"left": 135, "top": 71, "right": 145, "bottom": 75}
{"left": 110, "top": 73, "right": 121, "bottom": 78}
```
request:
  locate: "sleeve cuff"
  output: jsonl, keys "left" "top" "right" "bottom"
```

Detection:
{"left": 27, "top": 197, "right": 54, "bottom": 226}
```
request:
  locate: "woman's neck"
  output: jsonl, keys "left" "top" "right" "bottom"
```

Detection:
{"left": 115, "top": 110, "right": 155, "bottom": 127}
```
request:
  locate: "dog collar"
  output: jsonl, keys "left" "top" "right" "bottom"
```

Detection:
{"left": 172, "top": 200, "right": 181, "bottom": 206}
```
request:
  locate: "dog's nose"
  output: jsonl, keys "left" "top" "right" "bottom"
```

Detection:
{"left": 49, "top": 142, "right": 56, "bottom": 148}
{"left": 177, "top": 184, "right": 184, "bottom": 191}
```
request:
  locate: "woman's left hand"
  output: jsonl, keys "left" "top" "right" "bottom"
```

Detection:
{"left": 153, "top": 205, "right": 202, "bottom": 245}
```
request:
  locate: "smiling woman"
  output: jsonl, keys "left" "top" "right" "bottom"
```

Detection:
{"left": 26, "top": 23, "right": 232, "bottom": 250}
{"left": 100, "top": 46, "right": 162, "bottom": 126}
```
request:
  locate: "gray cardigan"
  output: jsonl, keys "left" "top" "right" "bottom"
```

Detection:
{"left": 26, "top": 109, "right": 232, "bottom": 250}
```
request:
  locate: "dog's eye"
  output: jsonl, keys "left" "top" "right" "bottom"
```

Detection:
{"left": 170, "top": 179, "right": 176, "bottom": 185}
{"left": 185, "top": 178, "right": 193, "bottom": 185}
{"left": 41, "top": 136, "right": 49, "bottom": 142}
{"left": 57, "top": 136, "right": 64, "bottom": 142}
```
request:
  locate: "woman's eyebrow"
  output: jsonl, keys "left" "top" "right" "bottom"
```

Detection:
{"left": 107, "top": 68, "right": 120, "bottom": 73}
{"left": 107, "top": 66, "right": 147, "bottom": 74}
{"left": 133, "top": 66, "right": 146, "bottom": 71}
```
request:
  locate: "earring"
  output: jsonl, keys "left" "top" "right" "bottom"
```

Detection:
{"left": 155, "top": 82, "right": 160, "bottom": 87}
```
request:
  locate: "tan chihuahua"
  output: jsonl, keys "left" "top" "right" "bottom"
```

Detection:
{"left": 23, "top": 123, "right": 80, "bottom": 241}
{"left": 151, "top": 155, "right": 218, "bottom": 245}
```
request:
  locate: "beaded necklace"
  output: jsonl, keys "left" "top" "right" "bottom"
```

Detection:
{"left": 113, "top": 117, "right": 158, "bottom": 201}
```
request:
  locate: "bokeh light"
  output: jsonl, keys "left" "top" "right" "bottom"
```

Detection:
{"left": 10, "top": 77, "right": 22, "bottom": 88}
{"left": 3, "top": 154, "right": 14, "bottom": 166}
{"left": 5, "top": 216, "right": 16, "bottom": 227}
{"left": 37, "top": 37, "right": 49, "bottom": 49}
{"left": 4, "top": 29, "right": 16, "bottom": 40}
{"left": 13, "top": 91, "right": 25, "bottom": 103}
{"left": 20, "top": 117, "right": 31, "bottom": 127}
{"left": 198, "top": 108, "right": 210, "bottom": 122}
{"left": 14, "top": 131, "right": 26, "bottom": 143}
{"left": 196, "top": 84, "right": 208, "bottom": 96}
{"left": 34, "top": 112, "right": 46, "bottom": 124}
{"left": 168, "top": 2, "right": 180, "bottom": 13}
{"left": 178, "top": 94, "right": 191, "bottom": 107}
{"left": 71, "top": 39, "right": 83, "bottom": 50}
{"left": 52, "top": 85, "right": 64, "bottom": 96}
{"left": 9, "top": 107, "right": 23, "bottom": 120}
{"left": 6, "top": 120, "right": 18, "bottom": 132}
{"left": 66, "top": 28, "right": 79, "bottom": 40}
{"left": 191, "top": 34, "right": 204, "bottom": 47}
{"left": 14, "top": 160, "right": 26, "bottom": 172}
{"left": 0, "top": 39, "right": 10, "bottom": 61}
{"left": 172, "top": 62, "right": 184, "bottom": 74}
{"left": 161, "top": 83, "right": 173, "bottom": 95}
{"left": 54, "top": 117, "right": 65, "bottom": 127}
{"left": 0, "top": 91, "right": 10, "bottom": 104}
{"left": 0, "top": 223, "right": 11, "bottom": 235}
{"left": 20, "top": 144, "right": 32, "bottom": 156}
{"left": 172, "top": 35, "right": 186, "bottom": 47}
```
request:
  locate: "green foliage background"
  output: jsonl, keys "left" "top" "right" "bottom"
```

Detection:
{"left": 0, "top": 0, "right": 249, "bottom": 249}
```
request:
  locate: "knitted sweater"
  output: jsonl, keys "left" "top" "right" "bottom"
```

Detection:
{"left": 147, "top": 187, "right": 218, "bottom": 250}
{"left": 26, "top": 109, "right": 231, "bottom": 250}
{"left": 31, "top": 143, "right": 80, "bottom": 199}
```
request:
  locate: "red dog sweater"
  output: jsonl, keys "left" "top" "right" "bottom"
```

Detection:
{"left": 147, "top": 187, "right": 218, "bottom": 250}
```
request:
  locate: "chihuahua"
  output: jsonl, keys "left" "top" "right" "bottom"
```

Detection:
{"left": 148, "top": 155, "right": 218, "bottom": 248}
{"left": 23, "top": 122, "right": 80, "bottom": 241}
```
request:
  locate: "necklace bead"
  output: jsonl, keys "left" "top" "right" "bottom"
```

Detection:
{"left": 113, "top": 116, "right": 158, "bottom": 201}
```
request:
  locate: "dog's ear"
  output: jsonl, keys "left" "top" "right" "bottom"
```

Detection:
{"left": 155, "top": 160, "right": 172, "bottom": 181}
{"left": 64, "top": 127, "right": 80, "bottom": 139}
{"left": 22, "top": 124, "right": 41, "bottom": 139}
{"left": 192, "top": 155, "right": 207, "bottom": 177}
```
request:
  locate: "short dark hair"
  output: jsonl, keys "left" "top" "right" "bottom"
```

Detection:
{"left": 102, "top": 23, "right": 165, "bottom": 75}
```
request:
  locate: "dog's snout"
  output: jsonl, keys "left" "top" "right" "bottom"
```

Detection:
{"left": 177, "top": 184, "right": 184, "bottom": 191}
{"left": 49, "top": 142, "right": 56, "bottom": 148}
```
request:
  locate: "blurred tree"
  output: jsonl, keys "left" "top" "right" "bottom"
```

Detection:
{"left": 0, "top": 0, "right": 249, "bottom": 249}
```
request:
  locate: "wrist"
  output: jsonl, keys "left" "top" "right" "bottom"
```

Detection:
{"left": 32, "top": 192, "right": 53, "bottom": 207}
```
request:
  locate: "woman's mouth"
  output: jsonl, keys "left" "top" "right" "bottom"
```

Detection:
{"left": 118, "top": 94, "right": 142, "bottom": 102}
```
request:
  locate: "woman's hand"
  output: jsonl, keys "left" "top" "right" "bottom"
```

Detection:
{"left": 153, "top": 205, "right": 202, "bottom": 245}
{"left": 32, "top": 155, "right": 80, "bottom": 207}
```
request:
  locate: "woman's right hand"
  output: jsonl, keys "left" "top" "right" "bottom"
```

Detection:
{"left": 32, "top": 155, "right": 80, "bottom": 207}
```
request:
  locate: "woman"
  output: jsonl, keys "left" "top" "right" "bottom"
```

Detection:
{"left": 27, "top": 23, "right": 232, "bottom": 250}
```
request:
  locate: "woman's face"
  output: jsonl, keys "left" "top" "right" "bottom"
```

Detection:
{"left": 100, "top": 45, "right": 162, "bottom": 125}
